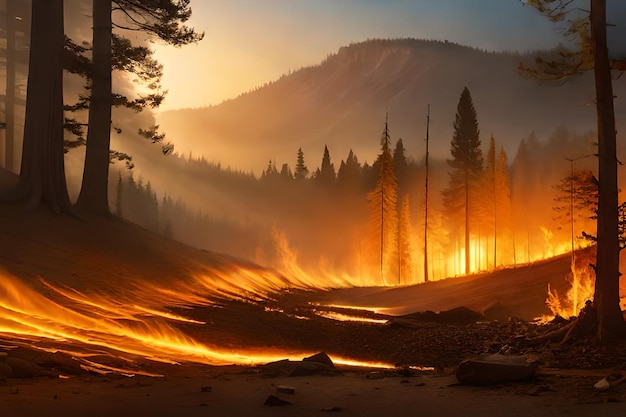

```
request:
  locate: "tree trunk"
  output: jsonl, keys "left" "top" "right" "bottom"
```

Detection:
{"left": 0, "top": 0, "right": 72, "bottom": 214}
{"left": 465, "top": 175, "right": 470, "bottom": 274}
{"left": 76, "top": 0, "right": 112, "bottom": 216}
{"left": 591, "top": 0, "right": 625, "bottom": 339}
{"left": 5, "top": 0, "right": 17, "bottom": 172}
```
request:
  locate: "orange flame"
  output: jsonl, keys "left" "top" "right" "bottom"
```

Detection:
{"left": 0, "top": 269, "right": 392, "bottom": 372}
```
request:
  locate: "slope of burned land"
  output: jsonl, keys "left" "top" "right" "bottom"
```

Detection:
{"left": 3, "top": 168, "right": 626, "bottom": 416}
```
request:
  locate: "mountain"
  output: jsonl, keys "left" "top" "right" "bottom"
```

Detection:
{"left": 157, "top": 39, "right": 625, "bottom": 175}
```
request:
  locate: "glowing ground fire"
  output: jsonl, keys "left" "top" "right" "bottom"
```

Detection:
{"left": 0, "top": 269, "right": 392, "bottom": 374}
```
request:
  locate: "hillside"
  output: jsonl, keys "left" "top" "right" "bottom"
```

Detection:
{"left": 157, "top": 39, "right": 626, "bottom": 174}
{"left": 5, "top": 169, "right": 626, "bottom": 415}
{"left": 0, "top": 167, "right": 576, "bottom": 359}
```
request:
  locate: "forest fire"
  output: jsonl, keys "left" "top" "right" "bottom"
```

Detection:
{"left": 0, "top": 269, "right": 398, "bottom": 374}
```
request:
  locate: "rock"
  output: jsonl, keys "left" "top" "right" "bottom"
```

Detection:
{"left": 6, "top": 357, "right": 40, "bottom": 378}
{"left": 321, "top": 406, "right": 342, "bottom": 412}
{"left": 264, "top": 395, "right": 291, "bottom": 407}
{"left": 455, "top": 354, "right": 538, "bottom": 386}
{"left": 303, "top": 352, "right": 335, "bottom": 368}
{"left": 594, "top": 378, "right": 611, "bottom": 390}
{"left": 261, "top": 356, "right": 338, "bottom": 378}
{"left": 276, "top": 385, "right": 295, "bottom": 394}
{"left": 483, "top": 302, "right": 516, "bottom": 321}
{"left": 438, "top": 306, "right": 484, "bottom": 324}
{"left": 289, "top": 361, "right": 336, "bottom": 377}
{"left": 200, "top": 386, "right": 212, "bottom": 392}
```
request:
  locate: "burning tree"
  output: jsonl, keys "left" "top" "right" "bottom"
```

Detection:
{"left": 366, "top": 116, "right": 398, "bottom": 285}
{"left": 443, "top": 87, "right": 483, "bottom": 275}
{"left": 523, "top": 0, "right": 625, "bottom": 339}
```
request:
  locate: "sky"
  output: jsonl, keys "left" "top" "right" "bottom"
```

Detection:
{"left": 151, "top": 0, "right": 562, "bottom": 111}
{"left": 152, "top": 0, "right": 626, "bottom": 112}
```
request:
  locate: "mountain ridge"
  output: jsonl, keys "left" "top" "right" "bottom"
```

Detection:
{"left": 157, "top": 38, "right": 624, "bottom": 175}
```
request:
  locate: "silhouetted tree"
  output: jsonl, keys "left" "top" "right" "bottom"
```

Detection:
{"left": 524, "top": 0, "right": 625, "bottom": 339}
{"left": 1, "top": 0, "right": 73, "bottom": 213}
{"left": 553, "top": 169, "right": 598, "bottom": 228}
{"left": 77, "top": 0, "right": 203, "bottom": 216}
{"left": 393, "top": 138, "right": 408, "bottom": 188}
{"left": 367, "top": 116, "right": 398, "bottom": 285}
{"left": 315, "top": 145, "right": 336, "bottom": 185}
{"left": 443, "top": 87, "right": 483, "bottom": 275}
{"left": 494, "top": 145, "right": 512, "bottom": 266}
{"left": 337, "top": 149, "right": 362, "bottom": 190}
{"left": 397, "top": 194, "right": 413, "bottom": 284}
{"left": 294, "top": 147, "right": 309, "bottom": 180}
{"left": 279, "top": 163, "right": 293, "bottom": 180}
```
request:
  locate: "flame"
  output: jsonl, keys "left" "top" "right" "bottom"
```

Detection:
{"left": 0, "top": 269, "right": 395, "bottom": 373}
{"left": 313, "top": 310, "right": 389, "bottom": 324}
{"left": 542, "top": 255, "right": 595, "bottom": 321}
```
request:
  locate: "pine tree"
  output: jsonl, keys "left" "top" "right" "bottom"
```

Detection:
{"left": 316, "top": 145, "right": 336, "bottom": 185}
{"left": 337, "top": 149, "right": 362, "bottom": 190}
{"left": 393, "top": 138, "right": 408, "bottom": 189}
{"left": 494, "top": 145, "right": 512, "bottom": 267}
{"left": 367, "top": 116, "right": 399, "bottom": 285}
{"left": 524, "top": 0, "right": 625, "bottom": 340}
{"left": 443, "top": 87, "right": 483, "bottom": 275}
{"left": 294, "top": 148, "right": 309, "bottom": 180}
{"left": 1, "top": 0, "right": 73, "bottom": 213}
{"left": 77, "top": 0, "right": 203, "bottom": 216}
{"left": 397, "top": 194, "right": 413, "bottom": 285}
{"left": 279, "top": 163, "right": 293, "bottom": 180}
{"left": 482, "top": 134, "right": 497, "bottom": 269}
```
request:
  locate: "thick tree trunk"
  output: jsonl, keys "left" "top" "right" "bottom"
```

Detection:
{"left": 5, "top": 0, "right": 17, "bottom": 172}
{"left": 591, "top": 0, "right": 625, "bottom": 339}
{"left": 76, "top": 0, "right": 112, "bottom": 216}
{"left": 1, "top": 0, "right": 72, "bottom": 214}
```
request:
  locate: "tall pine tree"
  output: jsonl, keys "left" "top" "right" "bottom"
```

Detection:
{"left": 77, "top": 0, "right": 203, "bottom": 216}
{"left": 367, "top": 115, "right": 398, "bottom": 285}
{"left": 443, "top": 87, "right": 483, "bottom": 275}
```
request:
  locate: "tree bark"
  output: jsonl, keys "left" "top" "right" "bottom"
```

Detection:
{"left": 76, "top": 0, "right": 113, "bottom": 216}
{"left": 591, "top": 0, "right": 625, "bottom": 339}
{"left": 4, "top": 0, "right": 17, "bottom": 172}
{"left": 1, "top": 0, "right": 72, "bottom": 214}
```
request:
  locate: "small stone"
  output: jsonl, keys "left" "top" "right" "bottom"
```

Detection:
{"left": 200, "top": 386, "right": 212, "bottom": 392}
{"left": 264, "top": 395, "right": 291, "bottom": 407}
{"left": 10, "top": 388, "right": 19, "bottom": 394}
{"left": 321, "top": 406, "right": 342, "bottom": 412}
{"left": 594, "top": 378, "right": 611, "bottom": 391}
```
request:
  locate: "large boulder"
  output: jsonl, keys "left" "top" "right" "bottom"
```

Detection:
{"left": 456, "top": 354, "right": 538, "bottom": 386}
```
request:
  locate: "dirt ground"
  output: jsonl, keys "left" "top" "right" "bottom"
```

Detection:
{"left": 2, "top": 364, "right": 626, "bottom": 417}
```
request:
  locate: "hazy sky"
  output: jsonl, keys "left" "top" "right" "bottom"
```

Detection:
{"left": 152, "top": 0, "right": 623, "bottom": 111}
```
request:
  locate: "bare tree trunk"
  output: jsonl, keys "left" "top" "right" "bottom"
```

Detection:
{"left": 1, "top": 0, "right": 72, "bottom": 214}
{"left": 5, "top": 0, "right": 17, "bottom": 172}
{"left": 591, "top": 0, "right": 625, "bottom": 339}
{"left": 465, "top": 175, "right": 470, "bottom": 274}
{"left": 76, "top": 0, "right": 112, "bottom": 216}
